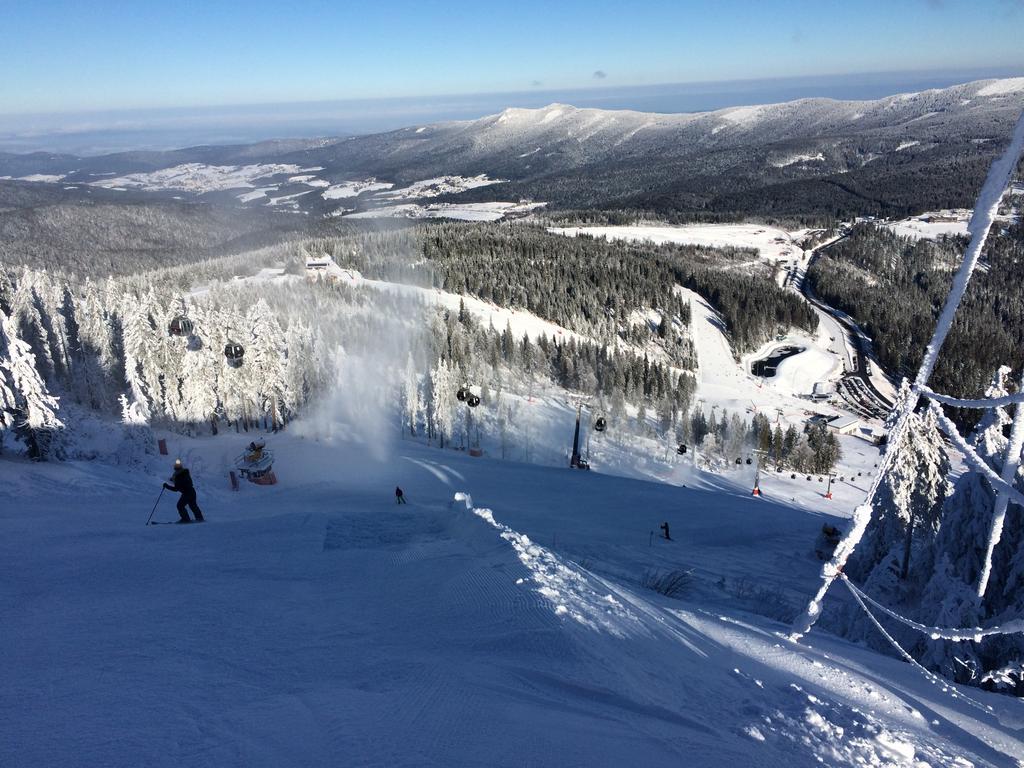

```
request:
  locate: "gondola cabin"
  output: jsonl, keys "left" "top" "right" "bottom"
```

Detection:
{"left": 594, "top": 416, "right": 607, "bottom": 432}
{"left": 168, "top": 316, "right": 193, "bottom": 337}
{"left": 224, "top": 342, "right": 245, "bottom": 363}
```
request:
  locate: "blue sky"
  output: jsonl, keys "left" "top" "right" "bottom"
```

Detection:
{"left": 2, "top": 0, "right": 1022, "bottom": 114}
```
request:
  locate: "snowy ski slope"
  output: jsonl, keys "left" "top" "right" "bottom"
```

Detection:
{"left": 3, "top": 429, "right": 1022, "bottom": 767}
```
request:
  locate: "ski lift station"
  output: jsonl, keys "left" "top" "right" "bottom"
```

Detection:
{"left": 826, "top": 416, "right": 861, "bottom": 435}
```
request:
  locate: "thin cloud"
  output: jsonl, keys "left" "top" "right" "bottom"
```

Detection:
{"left": 530, "top": 80, "right": 543, "bottom": 87}
{"left": 592, "top": 70, "right": 607, "bottom": 80}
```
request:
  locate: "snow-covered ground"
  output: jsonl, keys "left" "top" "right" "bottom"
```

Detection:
{"left": 346, "top": 200, "right": 545, "bottom": 221}
{"left": 550, "top": 223, "right": 804, "bottom": 262}
{"left": 321, "top": 178, "right": 394, "bottom": 199}
{"left": 884, "top": 210, "right": 973, "bottom": 240}
{"left": 88, "top": 163, "right": 311, "bottom": 193}
{"left": 3, "top": 420, "right": 1021, "bottom": 767}
{"left": 771, "top": 152, "right": 825, "bottom": 168}
{"left": 377, "top": 174, "right": 505, "bottom": 200}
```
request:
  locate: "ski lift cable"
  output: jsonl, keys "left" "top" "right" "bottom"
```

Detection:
{"left": 839, "top": 576, "right": 996, "bottom": 718}
{"left": 840, "top": 574, "right": 1024, "bottom": 641}
{"left": 919, "top": 386, "right": 1024, "bottom": 409}
{"left": 790, "top": 108, "right": 1024, "bottom": 642}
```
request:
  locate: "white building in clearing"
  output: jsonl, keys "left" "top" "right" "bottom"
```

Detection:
{"left": 827, "top": 416, "right": 861, "bottom": 435}
{"left": 305, "top": 254, "right": 361, "bottom": 284}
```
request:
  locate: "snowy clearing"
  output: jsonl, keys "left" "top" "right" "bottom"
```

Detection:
{"left": 377, "top": 174, "right": 505, "bottom": 200}
{"left": 771, "top": 152, "right": 825, "bottom": 167}
{"left": 346, "top": 201, "right": 545, "bottom": 221}
{"left": 321, "top": 179, "right": 394, "bottom": 199}
{"left": 551, "top": 223, "right": 804, "bottom": 262}
{"left": 978, "top": 77, "right": 1024, "bottom": 96}
{"left": 89, "top": 163, "right": 305, "bottom": 193}
{"left": 884, "top": 210, "right": 972, "bottom": 240}
{"left": 16, "top": 173, "right": 67, "bottom": 183}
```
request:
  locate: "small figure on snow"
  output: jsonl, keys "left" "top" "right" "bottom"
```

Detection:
{"left": 164, "top": 459, "right": 205, "bottom": 523}
{"left": 395, "top": 486, "right": 406, "bottom": 505}
{"left": 660, "top": 521, "right": 671, "bottom": 541}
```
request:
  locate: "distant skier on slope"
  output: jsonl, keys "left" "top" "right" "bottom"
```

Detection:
{"left": 395, "top": 486, "right": 406, "bottom": 504}
{"left": 163, "top": 459, "right": 205, "bottom": 523}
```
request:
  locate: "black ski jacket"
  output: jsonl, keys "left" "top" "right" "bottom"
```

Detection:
{"left": 164, "top": 468, "right": 195, "bottom": 495}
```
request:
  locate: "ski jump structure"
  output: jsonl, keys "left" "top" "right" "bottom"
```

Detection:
{"left": 790, "top": 107, "right": 1024, "bottom": 642}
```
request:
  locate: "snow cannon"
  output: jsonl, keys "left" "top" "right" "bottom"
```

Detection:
{"left": 234, "top": 439, "right": 275, "bottom": 485}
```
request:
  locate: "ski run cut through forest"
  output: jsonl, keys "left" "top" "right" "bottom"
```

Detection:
{"left": 3, "top": 79, "right": 1024, "bottom": 768}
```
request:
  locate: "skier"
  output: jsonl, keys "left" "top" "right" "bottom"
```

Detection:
{"left": 395, "top": 486, "right": 406, "bottom": 504}
{"left": 163, "top": 459, "right": 205, "bottom": 523}
{"left": 660, "top": 521, "right": 671, "bottom": 541}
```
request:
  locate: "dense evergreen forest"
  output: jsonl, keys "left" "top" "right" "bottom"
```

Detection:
{"left": 314, "top": 223, "right": 818, "bottom": 356}
{"left": 807, "top": 222, "right": 1024, "bottom": 425}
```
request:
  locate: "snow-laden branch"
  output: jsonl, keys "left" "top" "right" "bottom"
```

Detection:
{"left": 919, "top": 386, "right": 1024, "bottom": 409}
{"left": 790, "top": 106, "right": 1024, "bottom": 641}
{"left": 928, "top": 401, "right": 1024, "bottom": 510}
{"left": 842, "top": 574, "right": 1024, "bottom": 641}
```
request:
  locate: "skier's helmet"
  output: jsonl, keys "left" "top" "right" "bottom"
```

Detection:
{"left": 174, "top": 458, "right": 183, "bottom": 470}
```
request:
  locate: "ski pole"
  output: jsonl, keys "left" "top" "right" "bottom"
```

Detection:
{"left": 145, "top": 487, "right": 166, "bottom": 526}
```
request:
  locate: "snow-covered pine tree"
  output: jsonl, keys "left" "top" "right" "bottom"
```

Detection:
{"left": 120, "top": 294, "right": 154, "bottom": 424}
{"left": 430, "top": 358, "right": 456, "bottom": 449}
{"left": 402, "top": 353, "right": 420, "bottom": 437}
{"left": 0, "top": 310, "right": 64, "bottom": 459}
{"left": 0, "top": 312, "right": 19, "bottom": 453}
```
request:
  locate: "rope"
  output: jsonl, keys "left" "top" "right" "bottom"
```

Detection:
{"left": 840, "top": 575, "right": 995, "bottom": 716}
{"left": 919, "top": 386, "right": 1024, "bottom": 409}
{"left": 789, "top": 106, "right": 1024, "bottom": 641}
{"left": 841, "top": 575, "right": 1024, "bottom": 641}
{"left": 928, "top": 401, "right": 1024, "bottom": 510}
